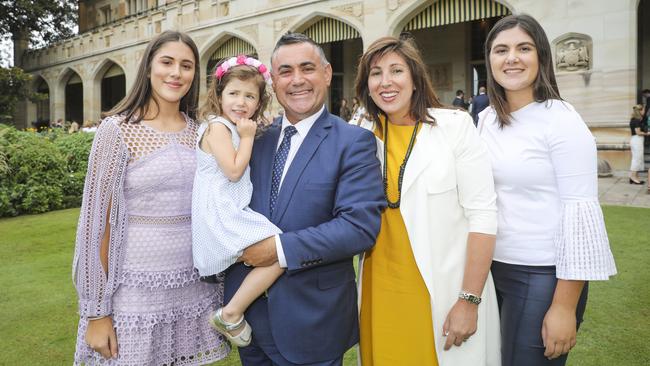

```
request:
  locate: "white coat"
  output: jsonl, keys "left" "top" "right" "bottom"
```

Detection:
{"left": 357, "top": 108, "right": 501, "bottom": 366}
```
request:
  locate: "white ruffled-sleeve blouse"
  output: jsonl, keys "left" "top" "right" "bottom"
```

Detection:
{"left": 479, "top": 100, "right": 616, "bottom": 280}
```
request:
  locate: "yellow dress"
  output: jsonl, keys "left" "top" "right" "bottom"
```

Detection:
{"left": 359, "top": 120, "right": 438, "bottom": 366}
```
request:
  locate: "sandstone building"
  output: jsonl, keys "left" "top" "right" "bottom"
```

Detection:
{"left": 14, "top": 0, "right": 650, "bottom": 169}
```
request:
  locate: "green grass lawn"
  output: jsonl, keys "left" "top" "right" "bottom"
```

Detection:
{"left": 0, "top": 206, "right": 648, "bottom": 365}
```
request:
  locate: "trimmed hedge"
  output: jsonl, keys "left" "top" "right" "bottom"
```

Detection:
{"left": 0, "top": 124, "right": 94, "bottom": 217}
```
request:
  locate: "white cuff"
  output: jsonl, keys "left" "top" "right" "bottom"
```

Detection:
{"left": 275, "top": 234, "right": 287, "bottom": 268}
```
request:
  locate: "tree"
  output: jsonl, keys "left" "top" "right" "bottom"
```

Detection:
{"left": 0, "top": 67, "right": 45, "bottom": 121}
{"left": 0, "top": 0, "right": 77, "bottom": 48}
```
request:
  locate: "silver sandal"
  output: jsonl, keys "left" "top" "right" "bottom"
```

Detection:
{"left": 209, "top": 308, "right": 252, "bottom": 347}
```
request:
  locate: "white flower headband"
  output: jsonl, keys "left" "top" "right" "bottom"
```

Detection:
{"left": 214, "top": 55, "right": 272, "bottom": 85}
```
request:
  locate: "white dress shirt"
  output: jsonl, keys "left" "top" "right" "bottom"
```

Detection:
{"left": 478, "top": 100, "right": 616, "bottom": 280}
{"left": 273, "top": 106, "right": 324, "bottom": 267}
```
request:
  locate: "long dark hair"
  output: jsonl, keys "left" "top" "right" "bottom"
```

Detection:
{"left": 485, "top": 14, "right": 561, "bottom": 127}
{"left": 355, "top": 35, "right": 443, "bottom": 133}
{"left": 103, "top": 30, "right": 200, "bottom": 123}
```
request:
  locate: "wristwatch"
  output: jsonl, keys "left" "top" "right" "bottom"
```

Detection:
{"left": 458, "top": 291, "right": 482, "bottom": 305}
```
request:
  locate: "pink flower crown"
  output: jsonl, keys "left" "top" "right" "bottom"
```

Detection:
{"left": 214, "top": 55, "right": 272, "bottom": 85}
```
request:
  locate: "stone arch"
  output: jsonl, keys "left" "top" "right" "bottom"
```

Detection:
{"left": 26, "top": 74, "right": 52, "bottom": 129}
{"left": 199, "top": 31, "right": 259, "bottom": 75}
{"left": 57, "top": 67, "right": 84, "bottom": 125}
{"left": 385, "top": 0, "right": 513, "bottom": 104}
{"left": 57, "top": 67, "right": 83, "bottom": 91}
{"left": 92, "top": 57, "right": 127, "bottom": 82}
{"left": 387, "top": 0, "right": 514, "bottom": 37}
{"left": 285, "top": 13, "right": 365, "bottom": 118}
{"left": 93, "top": 58, "right": 127, "bottom": 114}
{"left": 197, "top": 31, "right": 260, "bottom": 108}
{"left": 287, "top": 11, "right": 364, "bottom": 45}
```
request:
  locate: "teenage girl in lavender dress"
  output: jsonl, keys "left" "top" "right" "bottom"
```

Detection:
{"left": 72, "top": 31, "right": 229, "bottom": 365}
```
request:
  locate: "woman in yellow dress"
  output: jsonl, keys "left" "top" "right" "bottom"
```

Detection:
{"left": 354, "top": 35, "right": 501, "bottom": 366}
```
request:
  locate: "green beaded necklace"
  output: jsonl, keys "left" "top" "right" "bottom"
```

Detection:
{"left": 383, "top": 119, "right": 421, "bottom": 209}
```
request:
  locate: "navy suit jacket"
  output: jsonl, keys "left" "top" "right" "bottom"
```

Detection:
{"left": 471, "top": 93, "right": 490, "bottom": 125}
{"left": 224, "top": 109, "right": 385, "bottom": 364}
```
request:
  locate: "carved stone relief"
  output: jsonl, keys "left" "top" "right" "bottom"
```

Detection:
{"left": 332, "top": 2, "right": 363, "bottom": 19}
{"left": 220, "top": 1, "right": 230, "bottom": 17}
{"left": 554, "top": 33, "right": 592, "bottom": 72}
{"left": 274, "top": 15, "right": 297, "bottom": 37}
{"left": 118, "top": 54, "right": 127, "bottom": 67}
{"left": 387, "top": 0, "right": 406, "bottom": 12}
{"left": 237, "top": 24, "right": 259, "bottom": 42}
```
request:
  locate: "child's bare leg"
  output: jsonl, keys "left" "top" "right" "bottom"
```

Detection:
{"left": 220, "top": 262, "right": 284, "bottom": 333}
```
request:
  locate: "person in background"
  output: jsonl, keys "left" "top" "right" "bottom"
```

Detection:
{"left": 628, "top": 104, "right": 649, "bottom": 191}
{"left": 68, "top": 120, "right": 80, "bottom": 133}
{"left": 471, "top": 86, "right": 490, "bottom": 126}
{"left": 71, "top": 30, "right": 229, "bottom": 365}
{"left": 81, "top": 120, "right": 98, "bottom": 133}
{"left": 642, "top": 89, "right": 650, "bottom": 141}
{"left": 355, "top": 35, "right": 500, "bottom": 366}
{"left": 350, "top": 96, "right": 366, "bottom": 125}
{"left": 478, "top": 14, "right": 617, "bottom": 366}
{"left": 339, "top": 97, "right": 351, "bottom": 121}
{"left": 54, "top": 118, "right": 64, "bottom": 128}
{"left": 452, "top": 89, "right": 468, "bottom": 110}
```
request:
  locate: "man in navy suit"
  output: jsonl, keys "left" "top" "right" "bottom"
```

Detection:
{"left": 227, "top": 33, "right": 385, "bottom": 366}
{"left": 471, "top": 86, "right": 490, "bottom": 126}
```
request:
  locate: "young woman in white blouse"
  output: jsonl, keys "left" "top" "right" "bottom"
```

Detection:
{"left": 478, "top": 14, "right": 617, "bottom": 366}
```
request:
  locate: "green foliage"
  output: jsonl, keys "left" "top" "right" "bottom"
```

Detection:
{"left": 53, "top": 130, "right": 93, "bottom": 207}
{"left": 52, "top": 129, "right": 94, "bottom": 173}
{"left": 0, "top": 0, "right": 77, "bottom": 48}
{"left": 0, "top": 67, "right": 45, "bottom": 118}
{"left": 0, "top": 124, "right": 93, "bottom": 217}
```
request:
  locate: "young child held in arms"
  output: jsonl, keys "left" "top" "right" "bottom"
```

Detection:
{"left": 192, "top": 55, "right": 283, "bottom": 347}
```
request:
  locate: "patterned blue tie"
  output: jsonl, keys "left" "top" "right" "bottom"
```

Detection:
{"left": 270, "top": 125, "right": 298, "bottom": 215}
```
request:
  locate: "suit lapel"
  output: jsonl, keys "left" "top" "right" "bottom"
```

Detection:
{"left": 271, "top": 110, "right": 332, "bottom": 222}
{"left": 256, "top": 119, "right": 282, "bottom": 218}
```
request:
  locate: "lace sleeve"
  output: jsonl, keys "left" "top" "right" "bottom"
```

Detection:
{"left": 547, "top": 106, "right": 617, "bottom": 280}
{"left": 554, "top": 200, "right": 617, "bottom": 280}
{"left": 71, "top": 116, "right": 130, "bottom": 317}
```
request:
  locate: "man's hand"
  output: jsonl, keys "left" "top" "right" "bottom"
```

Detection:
{"left": 239, "top": 236, "right": 278, "bottom": 267}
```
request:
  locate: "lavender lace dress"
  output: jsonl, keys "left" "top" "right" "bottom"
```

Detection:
{"left": 72, "top": 114, "right": 229, "bottom": 365}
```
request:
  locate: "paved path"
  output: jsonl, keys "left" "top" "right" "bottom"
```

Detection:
{"left": 598, "top": 172, "right": 650, "bottom": 208}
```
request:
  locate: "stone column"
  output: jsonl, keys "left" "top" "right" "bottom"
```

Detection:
{"left": 11, "top": 30, "right": 30, "bottom": 128}
{"left": 53, "top": 77, "right": 66, "bottom": 124}
{"left": 12, "top": 31, "right": 29, "bottom": 68}
{"left": 84, "top": 75, "right": 101, "bottom": 123}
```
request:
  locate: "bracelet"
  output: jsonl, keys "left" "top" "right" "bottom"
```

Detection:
{"left": 458, "top": 291, "right": 482, "bottom": 305}
{"left": 87, "top": 315, "right": 109, "bottom": 321}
